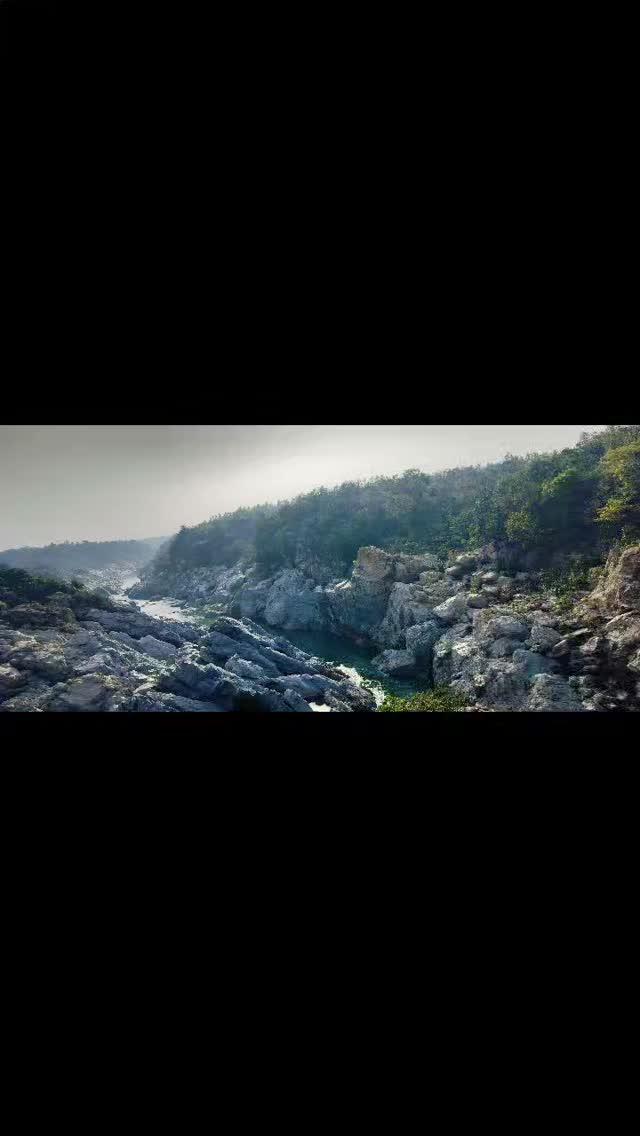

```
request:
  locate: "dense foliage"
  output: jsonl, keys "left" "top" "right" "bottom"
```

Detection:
{"left": 0, "top": 537, "right": 166, "bottom": 576}
{"left": 0, "top": 566, "right": 112, "bottom": 610}
{"left": 148, "top": 426, "right": 640, "bottom": 577}
{"left": 379, "top": 687, "right": 469, "bottom": 713}
{"left": 155, "top": 507, "right": 273, "bottom": 573}
{"left": 0, "top": 566, "right": 82, "bottom": 603}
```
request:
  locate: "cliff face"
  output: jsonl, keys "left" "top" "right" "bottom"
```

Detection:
{"left": 136, "top": 541, "right": 640, "bottom": 712}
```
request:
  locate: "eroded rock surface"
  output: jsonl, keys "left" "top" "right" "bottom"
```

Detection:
{"left": 57, "top": 537, "right": 640, "bottom": 713}
{"left": 0, "top": 594, "right": 374, "bottom": 713}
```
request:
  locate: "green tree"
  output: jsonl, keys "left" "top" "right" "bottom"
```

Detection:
{"left": 597, "top": 442, "right": 640, "bottom": 534}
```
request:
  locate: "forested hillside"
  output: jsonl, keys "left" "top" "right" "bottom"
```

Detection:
{"left": 150, "top": 426, "right": 640, "bottom": 577}
{"left": 0, "top": 537, "right": 167, "bottom": 577}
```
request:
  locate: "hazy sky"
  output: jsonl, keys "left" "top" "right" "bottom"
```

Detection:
{"left": 0, "top": 425, "right": 606, "bottom": 549}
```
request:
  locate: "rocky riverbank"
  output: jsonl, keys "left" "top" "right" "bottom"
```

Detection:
{"left": 0, "top": 588, "right": 376, "bottom": 713}
{"left": 134, "top": 542, "right": 640, "bottom": 712}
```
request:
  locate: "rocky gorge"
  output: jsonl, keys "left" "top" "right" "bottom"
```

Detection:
{"left": 0, "top": 585, "right": 376, "bottom": 713}
{"left": 130, "top": 541, "right": 640, "bottom": 712}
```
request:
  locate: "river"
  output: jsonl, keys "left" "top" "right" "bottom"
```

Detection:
{"left": 253, "top": 624, "right": 424, "bottom": 705}
{"left": 116, "top": 576, "right": 424, "bottom": 709}
{"left": 114, "top": 574, "right": 198, "bottom": 623}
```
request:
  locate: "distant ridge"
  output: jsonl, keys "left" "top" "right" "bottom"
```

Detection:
{"left": 0, "top": 536, "right": 170, "bottom": 577}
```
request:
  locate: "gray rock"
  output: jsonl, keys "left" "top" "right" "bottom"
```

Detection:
{"left": 511, "top": 649, "right": 557, "bottom": 678}
{"left": 263, "top": 569, "right": 327, "bottom": 631}
{"left": 131, "top": 691, "right": 225, "bottom": 712}
{"left": 375, "top": 584, "right": 436, "bottom": 647}
{"left": 267, "top": 673, "right": 329, "bottom": 698}
{"left": 527, "top": 611, "right": 560, "bottom": 628}
{"left": 74, "top": 650, "right": 132, "bottom": 677}
{"left": 432, "top": 625, "right": 476, "bottom": 685}
{"left": 283, "top": 689, "right": 314, "bottom": 712}
{"left": 527, "top": 674, "right": 583, "bottom": 712}
{"left": 405, "top": 621, "right": 441, "bottom": 658}
{"left": 433, "top": 593, "right": 469, "bottom": 625}
{"left": 137, "top": 635, "right": 179, "bottom": 660}
{"left": 0, "top": 680, "right": 54, "bottom": 712}
{"left": 202, "top": 631, "right": 280, "bottom": 675}
{"left": 327, "top": 547, "right": 398, "bottom": 638}
{"left": 225, "top": 655, "right": 270, "bottom": 682}
{"left": 475, "top": 614, "right": 529, "bottom": 642}
{"left": 160, "top": 660, "right": 234, "bottom": 703}
{"left": 551, "top": 638, "right": 571, "bottom": 658}
{"left": 467, "top": 593, "right": 489, "bottom": 609}
{"left": 588, "top": 545, "right": 640, "bottom": 613}
{"left": 488, "top": 637, "right": 516, "bottom": 658}
{"left": 48, "top": 675, "right": 127, "bottom": 712}
{"left": 372, "top": 649, "right": 418, "bottom": 677}
{"left": 84, "top": 607, "right": 198, "bottom": 645}
{"left": 236, "top": 578, "right": 272, "bottom": 620}
{"left": 7, "top": 643, "right": 73, "bottom": 682}
{"left": 394, "top": 554, "right": 440, "bottom": 583}
{"left": 455, "top": 553, "right": 478, "bottom": 572}
{"left": 528, "top": 624, "right": 563, "bottom": 653}
{"left": 0, "top": 663, "right": 28, "bottom": 698}
{"left": 2, "top": 602, "right": 76, "bottom": 630}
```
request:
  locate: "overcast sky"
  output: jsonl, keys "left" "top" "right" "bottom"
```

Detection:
{"left": 0, "top": 425, "right": 607, "bottom": 549}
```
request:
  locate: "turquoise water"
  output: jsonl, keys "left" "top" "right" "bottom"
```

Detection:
{"left": 255, "top": 623, "right": 427, "bottom": 702}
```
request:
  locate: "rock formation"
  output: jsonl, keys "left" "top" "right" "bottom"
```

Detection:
{"left": 104, "top": 538, "right": 640, "bottom": 712}
{"left": 0, "top": 591, "right": 375, "bottom": 713}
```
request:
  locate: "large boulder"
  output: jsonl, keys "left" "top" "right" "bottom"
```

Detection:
{"left": 473, "top": 612, "right": 529, "bottom": 642}
{"left": 225, "top": 655, "right": 270, "bottom": 682}
{"left": 83, "top": 607, "right": 199, "bottom": 645}
{"left": 130, "top": 690, "right": 224, "bottom": 712}
{"left": 602, "top": 612, "right": 640, "bottom": 658}
{"left": 7, "top": 641, "right": 73, "bottom": 683}
{"left": 405, "top": 621, "right": 441, "bottom": 658}
{"left": 267, "top": 673, "right": 330, "bottom": 698}
{"left": 327, "top": 547, "right": 397, "bottom": 638}
{"left": 527, "top": 674, "right": 583, "bottom": 712}
{"left": 0, "top": 664, "right": 28, "bottom": 699}
{"left": 159, "top": 660, "right": 236, "bottom": 703}
{"left": 467, "top": 593, "right": 489, "bottom": 609}
{"left": 283, "top": 689, "right": 314, "bottom": 712}
{"left": 432, "top": 625, "right": 476, "bottom": 686}
{"left": 416, "top": 570, "right": 460, "bottom": 607}
{"left": 510, "top": 648, "right": 558, "bottom": 678}
{"left": 137, "top": 635, "right": 179, "bottom": 660}
{"left": 375, "top": 583, "right": 436, "bottom": 647}
{"left": 527, "top": 624, "right": 563, "bottom": 653}
{"left": 433, "top": 593, "right": 470, "bottom": 625}
{"left": 263, "top": 570, "right": 327, "bottom": 631}
{"left": 235, "top": 578, "right": 273, "bottom": 621}
{"left": 3, "top": 603, "right": 75, "bottom": 629}
{"left": 488, "top": 637, "right": 516, "bottom": 658}
{"left": 201, "top": 631, "right": 280, "bottom": 675}
{"left": 454, "top": 553, "right": 478, "bottom": 572}
{"left": 73, "top": 649, "right": 133, "bottom": 677}
{"left": 372, "top": 649, "right": 418, "bottom": 677}
{"left": 587, "top": 546, "right": 640, "bottom": 614}
{"left": 394, "top": 553, "right": 440, "bottom": 582}
{"left": 47, "top": 675, "right": 129, "bottom": 712}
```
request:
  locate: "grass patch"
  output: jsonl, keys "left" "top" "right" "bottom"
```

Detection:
{"left": 379, "top": 686, "right": 469, "bottom": 713}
